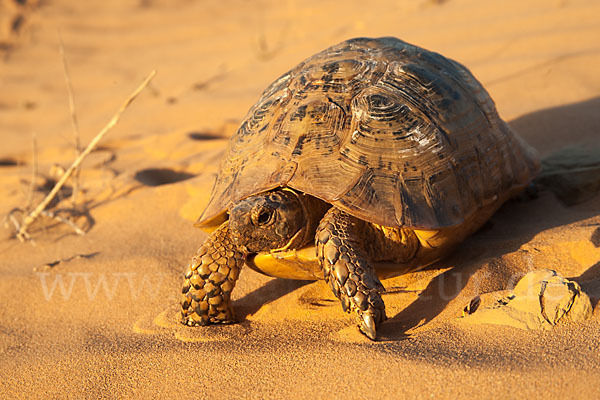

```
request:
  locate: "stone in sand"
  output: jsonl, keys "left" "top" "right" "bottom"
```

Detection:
{"left": 462, "top": 269, "right": 593, "bottom": 330}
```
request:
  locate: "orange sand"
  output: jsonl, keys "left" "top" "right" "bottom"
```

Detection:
{"left": 1, "top": 0, "right": 599, "bottom": 398}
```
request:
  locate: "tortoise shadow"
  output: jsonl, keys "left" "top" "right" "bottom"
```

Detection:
{"left": 382, "top": 97, "right": 600, "bottom": 340}
{"left": 508, "top": 96, "right": 600, "bottom": 158}
{"left": 573, "top": 261, "right": 600, "bottom": 309}
{"left": 233, "top": 277, "right": 312, "bottom": 321}
{"left": 383, "top": 196, "right": 600, "bottom": 340}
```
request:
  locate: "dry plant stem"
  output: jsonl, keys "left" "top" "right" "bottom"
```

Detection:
{"left": 5, "top": 209, "right": 24, "bottom": 232}
{"left": 8, "top": 212, "right": 23, "bottom": 233}
{"left": 59, "top": 32, "right": 82, "bottom": 204}
{"left": 40, "top": 210, "right": 85, "bottom": 236}
{"left": 16, "top": 70, "right": 157, "bottom": 241}
{"left": 24, "top": 132, "right": 37, "bottom": 210}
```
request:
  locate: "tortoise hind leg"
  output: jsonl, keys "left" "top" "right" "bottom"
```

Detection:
{"left": 316, "top": 207, "right": 387, "bottom": 340}
{"left": 181, "top": 222, "right": 246, "bottom": 326}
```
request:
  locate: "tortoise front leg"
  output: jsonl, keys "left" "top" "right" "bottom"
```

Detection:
{"left": 181, "top": 222, "right": 246, "bottom": 326}
{"left": 316, "top": 207, "right": 387, "bottom": 340}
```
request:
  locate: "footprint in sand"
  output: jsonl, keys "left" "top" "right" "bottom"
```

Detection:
{"left": 133, "top": 168, "right": 196, "bottom": 187}
{"left": 132, "top": 303, "right": 252, "bottom": 342}
{"left": 0, "top": 0, "right": 39, "bottom": 50}
{"left": 133, "top": 281, "right": 351, "bottom": 342}
{"left": 0, "top": 157, "right": 19, "bottom": 166}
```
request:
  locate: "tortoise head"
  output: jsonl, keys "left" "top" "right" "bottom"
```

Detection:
{"left": 228, "top": 189, "right": 310, "bottom": 253}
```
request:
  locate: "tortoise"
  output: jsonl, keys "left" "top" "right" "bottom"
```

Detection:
{"left": 180, "top": 37, "right": 540, "bottom": 340}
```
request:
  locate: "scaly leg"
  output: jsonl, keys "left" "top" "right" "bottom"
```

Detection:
{"left": 316, "top": 207, "right": 387, "bottom": 340}
{"left": 181, "top": 222, "right": 246, "bottom": 326}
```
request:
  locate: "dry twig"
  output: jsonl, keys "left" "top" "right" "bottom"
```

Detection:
{"left": 40, "top": 210, "right": 85, "bottom": 236}
{"left": 24, "top": 132, "right": 37, "bottom": 210}
{"left": 58, "top": 32, "right": 82, "bottom": 204}
{"left": 15, "top": 70, "right": 157, "bottom": 241}
{"left": 4, "top": 208, "right": 24, "bottom": 234}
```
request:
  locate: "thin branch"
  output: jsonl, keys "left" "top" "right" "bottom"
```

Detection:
{"left": 58, "top": 32, "right": 82, "bottom": 205}
{"left": 4, "top": 208, "right": 22, "bottom": 230}
{"left": 16, "top": 70, "right": 157, "bottom": 241}
{"left": 24, "top": 132, "right": 37, "bottom": 211}
{"left": 5, "top": 208, "right": 30, "bottom": 240}
{"left": 40, "top": 210, "right": 85, "bottom": 236}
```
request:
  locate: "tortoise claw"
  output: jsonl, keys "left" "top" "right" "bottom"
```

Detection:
{"left": 360, "top": 313, "right": 377, "bottom": 340}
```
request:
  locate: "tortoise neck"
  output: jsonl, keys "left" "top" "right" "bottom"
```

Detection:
{"left": 276, "top": 189, "right": 331, "bottom": 250}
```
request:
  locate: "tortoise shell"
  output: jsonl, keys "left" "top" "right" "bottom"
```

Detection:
{"left": 198, "top": 37, "right": 539, "bottom": 230}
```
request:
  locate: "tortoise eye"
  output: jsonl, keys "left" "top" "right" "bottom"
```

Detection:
{"left": 253, "top": 209, "right": 273, "bottom": 226}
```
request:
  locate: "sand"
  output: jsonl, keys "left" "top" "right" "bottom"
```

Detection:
{"left": 1, "top": 0, "right": 599, "bottom": 398}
